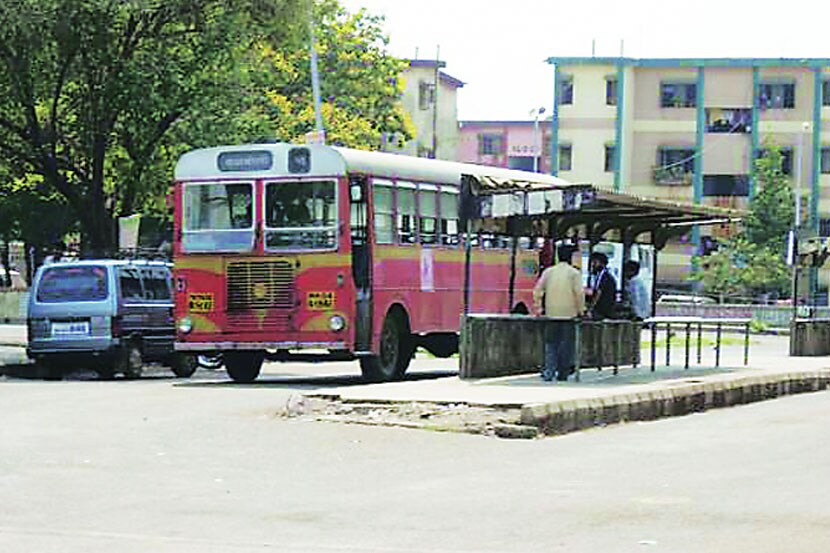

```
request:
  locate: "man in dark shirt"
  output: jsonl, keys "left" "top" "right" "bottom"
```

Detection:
{"left": 587, "top": 252, "right": 617, "bottom": 319}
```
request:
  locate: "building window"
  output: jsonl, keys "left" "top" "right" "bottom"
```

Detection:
{"left": 703, "top": 175, "right": 750, "bottom": 197}
{"left": 654, "top": 147, "right": 695, "bottom": 185}
{"left": 605, "top": 77, "right": 617, "bottom": 106}
{"left": 822, "top": 147, "right": 830, "bottom": 174}
{"left": 758, "top": 82, "right": 795, "bottom": 109}
{"left": 559, "top": 144, "right": 572, "bottom": 171}
{"left": 418, "top": 81, "right": 435, "bottom": 110}
{"left": 604, "top": 144, "right": 616, "bottom": 172}
{"left": 706, "top": 108, "right": 751, "bottom": 133}
{"left": 820, "top": 218, "right": 830, "bottom": 238}
{"left": 558, "top": 75, "right": 573, "bottom": 105}
{"left": 756, "top": 148, "right": 793, "bottom": 175}
{"left": 823, "top": 80, "right": 830, "bottom": 107}
{"left": 660, "top": 82, "right": 696, "bottom": 108}
{"left": 477, "top": 133, "right": 504, "bottom": 155}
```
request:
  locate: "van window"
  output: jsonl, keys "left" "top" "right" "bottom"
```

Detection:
{"left": 36, "top": 266, "right": 109, "bottom": 303}
{"left": 118, "top": 267, "right": 144, "bottom": 301}
{"left": 141, "top": 268, "right": 172, "bottom": 301}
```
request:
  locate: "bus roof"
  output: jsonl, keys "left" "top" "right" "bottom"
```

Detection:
{"left": 174, "top": 142, "right": 574, "bottom": 188}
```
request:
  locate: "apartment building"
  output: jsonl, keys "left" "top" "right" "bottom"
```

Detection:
{"left": 542, "top": 57, "right": 830, "bottom": 292}
{"left": 384, "top": 59, "right": 464, "bottom": 161}
{"left": 457, "top": 120, "right": 553, "bottom": 173}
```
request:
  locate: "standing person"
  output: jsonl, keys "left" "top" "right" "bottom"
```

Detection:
{"left": 586, "top": 252, "right": 617, "bottom": 319}
{"left": 533, "top": 244, "right": 585, "bottom": 382}
{"left": 623, "top": 260, "right": 651, "bottom": 320}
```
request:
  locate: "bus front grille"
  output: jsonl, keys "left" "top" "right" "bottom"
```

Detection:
{"left": 227, "top": 260, "right": 295, "bottom": 311}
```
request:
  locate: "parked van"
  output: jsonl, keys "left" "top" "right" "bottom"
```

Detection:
{"left": 27, "top": 259, "right": 197, "bottom": 379}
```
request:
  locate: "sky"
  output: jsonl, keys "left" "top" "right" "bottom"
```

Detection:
{"left": 339, "top": 0, "right": 830, "bottom": 121}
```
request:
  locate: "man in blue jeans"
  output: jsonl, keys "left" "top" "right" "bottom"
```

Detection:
{"left": 533, "top": 244, "right": 585, "bottom": 381}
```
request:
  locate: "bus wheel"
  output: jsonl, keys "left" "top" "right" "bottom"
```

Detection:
{"left": 171, "top": 353, "right": 198, "bottom": 378}
{"left": 118, "top": 343, "right": 144, "bottom": 380}
{"left": 360, "top": 311, "right": 412, "bottom": 382}
{"left": 224, "top": 352, "right": 264, "bottom": 383}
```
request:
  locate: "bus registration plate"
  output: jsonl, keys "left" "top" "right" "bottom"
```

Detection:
{"left": 307, "top": 291, "right": 335, "bottom": 310}
{"left": 189, "top": 293, "right": 214, "bottom": 313}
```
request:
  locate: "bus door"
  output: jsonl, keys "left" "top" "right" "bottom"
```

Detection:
{"left": 349, "top": 176, "right": 372, "bottom": 351}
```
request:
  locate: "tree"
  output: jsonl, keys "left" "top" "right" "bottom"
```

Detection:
{"left": 691, "top": 145, "right": 794, "bottom": 300}
{"left": 0, "top": 0, "right": 306, "bottom": 254}
{"left": 252, "top": 0, "right": 414, "bottom": 148}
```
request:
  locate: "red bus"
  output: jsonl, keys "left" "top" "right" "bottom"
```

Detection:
{"left": 172, "top": 143, "right": 568, "bottom": 382}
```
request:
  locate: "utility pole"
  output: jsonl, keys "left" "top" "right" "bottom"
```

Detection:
{"left": 431, "top": 46, "right": 440, "bottom": 159}
{"left": 309, "top": 4, "right": 325, "bottom": 143}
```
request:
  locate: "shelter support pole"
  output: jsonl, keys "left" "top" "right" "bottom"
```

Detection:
{"left": 463, "top": 218, "right": 473, "bottom": 314}
{"left": 507, "top": 218, "right": 518, "bottom": 312}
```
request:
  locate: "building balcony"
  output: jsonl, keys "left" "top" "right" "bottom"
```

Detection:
{"left": 653, "top": 165, "right": 692, "bottom": 186}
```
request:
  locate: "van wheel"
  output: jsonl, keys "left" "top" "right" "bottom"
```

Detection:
{"left": 224, "top": 352, "right": 263, "bottom": 383}
{"left": 171, "top": 353, "right": 198, "bottom": 378}
{"left": 118, "top": 343, "right": 143, "bottom": 380}
{"left": 360, "top": 311, "right": 413, "bottom": 382}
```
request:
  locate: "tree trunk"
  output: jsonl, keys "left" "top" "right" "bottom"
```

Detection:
{"left": 0, "top": 239, "right": 11, "bottom": 288}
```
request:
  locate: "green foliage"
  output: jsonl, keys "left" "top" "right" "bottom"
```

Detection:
{"left": 0, "top": 0, "right": 412, "bottom": 253}
{"left": 252, "top": 0, "right": 413, "bottom": 148}
{"left": 0, "top": 0, "right": 307, "bottom": 253}
{"left": 743, "top": 145, "right": 795, "bottom": 249}
{"left": 691, "top": 144, "right": 794, "bottom": 299}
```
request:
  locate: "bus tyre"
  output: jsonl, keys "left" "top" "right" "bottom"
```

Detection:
{"left": 224, "top": 352, "right": 264, "bottom": 383}
{"left": 171, "top": 353, "right": 198, "bottom": 378}
{"left": 118, "top": 343, "right": 144, "bottom": 380}
{"left": 360, "top": 311, "right": 413, "bottom": 382}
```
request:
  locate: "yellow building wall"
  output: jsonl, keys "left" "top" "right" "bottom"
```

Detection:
{"left": 701, "top": 133, "right": 752, "bottom": 174}
{"left": 703, "top": 68, "right": 753, "bottom": 107}
{"left": 557, "top": 128, "right": 615, "bottom": 188}
{"left": 633, "top": 68, "right": 698, "bottom": 121}
{"left": 559, "top": 64, "right": 617, "bottom": 119}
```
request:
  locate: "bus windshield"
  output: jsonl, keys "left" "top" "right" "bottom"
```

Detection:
{"left": 182, "top": 182, "right": 254, "bottom": 252}
{"left": 265, "top": 180, "right": 337, "bottom": 250}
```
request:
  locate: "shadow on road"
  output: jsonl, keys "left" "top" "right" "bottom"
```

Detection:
{"left": 175, "top": 369, "right": 459, "bottom": 389}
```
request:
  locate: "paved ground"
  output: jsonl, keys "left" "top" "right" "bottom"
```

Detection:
{"left": 2, "top": 371, "right": 830, "bottom": 552}
{"left": 4, "top": 324, "right": 830, "bottom": 436}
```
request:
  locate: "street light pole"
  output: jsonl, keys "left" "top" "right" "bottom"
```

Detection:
{"left": 531, "top": 107, "right": 546, "bottom": 173}
{"left": 792, "top": 121, "right": 811, "bottom": 314}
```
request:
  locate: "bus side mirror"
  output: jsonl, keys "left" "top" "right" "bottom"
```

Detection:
{"left": 350, "top": 184, "right": 363, "bottom": 203}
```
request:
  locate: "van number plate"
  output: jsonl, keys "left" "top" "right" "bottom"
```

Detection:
{"left": 189, "top": 293, "right": 214, "bottom": 313}
{"left": 51, "top": 322, "right": 90, "bottom": 337}
{"left": 307, "top": 291, "right": 335, "bottom": 310}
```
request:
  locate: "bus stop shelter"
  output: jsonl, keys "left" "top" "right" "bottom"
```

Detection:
{"left": 457, "top": 173, "right": 744, "bottom": 380}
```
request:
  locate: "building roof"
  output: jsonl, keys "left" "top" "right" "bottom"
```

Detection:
{"left": 405, "top": 59, "right": 465, "bottom": 88}
{"left": 546, "top": 57, "right": 830, "bottom": 68}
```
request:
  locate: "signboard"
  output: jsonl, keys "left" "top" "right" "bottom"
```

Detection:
{"left": 217, "top": 150, "right": 273, "bottom": 172}
{"left": 307, "top": 291, "right": 335, "bottom": 310}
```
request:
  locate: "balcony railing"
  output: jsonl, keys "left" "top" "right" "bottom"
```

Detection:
{"left": 653, "top": 165, "right": 692, "bottom": 186}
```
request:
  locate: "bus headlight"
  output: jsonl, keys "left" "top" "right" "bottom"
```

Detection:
{"left": 177, "top": 317, "right": 193, "bottom": 334}
{"left": 329, "top": 315, "right": 346, "bottom": 332}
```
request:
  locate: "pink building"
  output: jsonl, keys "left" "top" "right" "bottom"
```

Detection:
{"left": 457, "top": 120, "right": 553, "bottom": 173}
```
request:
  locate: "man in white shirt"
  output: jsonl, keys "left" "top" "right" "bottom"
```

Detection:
{"left": 532, "top": 244, "right": 585, "bottom": 381}
{"left": 624, "top": 260, "right": 651, "bottom": 320}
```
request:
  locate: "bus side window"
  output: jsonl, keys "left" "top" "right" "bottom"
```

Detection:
{"left": 440, "top": 186, "right": 460, "bottom": 247}
{"left": 419, "top": 185, "right": 438, "bottom": 245}
{"left": 396, "top": 184, "right": 416, "bottom": 244}
{"left": 373, "top": 181, "right": 394, "bottom": 244}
